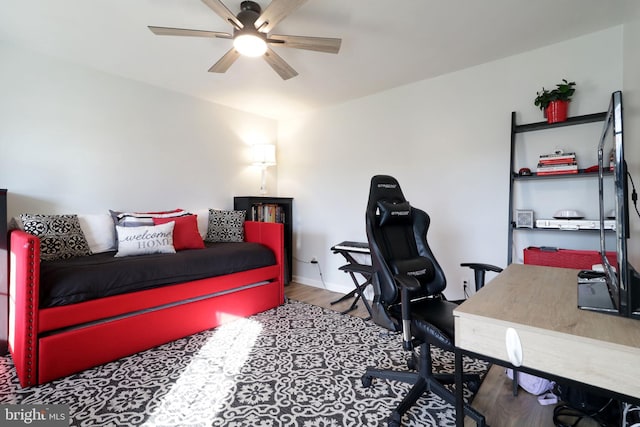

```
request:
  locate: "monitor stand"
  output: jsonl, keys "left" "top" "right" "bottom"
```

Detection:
{"left": 577, "top": 270, "right": 617, "bottom": 314}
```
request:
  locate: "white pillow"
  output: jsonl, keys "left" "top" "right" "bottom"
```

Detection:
{"left": 191, "top": 208, "right": 212, "bottom": 239}
{"left": 78, "top": 213, "right": 116, "bottom": 253}
{"left": 114, "top": 222, "right": 176, "bottom": 258}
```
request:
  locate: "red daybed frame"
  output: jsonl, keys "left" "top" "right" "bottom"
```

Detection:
{"left": 9, "top": 221, "right": 284, "bottom": 387}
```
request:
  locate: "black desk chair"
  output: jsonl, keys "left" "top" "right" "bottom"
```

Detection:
{"left": 361, "top": 175, "right": 490, "bottom": 427}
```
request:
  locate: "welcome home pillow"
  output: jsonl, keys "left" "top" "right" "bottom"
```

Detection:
{"left": 115, "top": 222, "right": 176, "bottom": 257}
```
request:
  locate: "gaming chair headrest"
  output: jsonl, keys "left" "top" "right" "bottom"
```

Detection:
{"left": 367, "top": 175, "right": 407, "bottom": 210}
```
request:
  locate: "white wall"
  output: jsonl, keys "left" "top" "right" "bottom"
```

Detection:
{"left": 279, "top": 27, "right": 625, "bottom": 300}
{"left": 0, "top": 41, "right": 278, "bottom": 219}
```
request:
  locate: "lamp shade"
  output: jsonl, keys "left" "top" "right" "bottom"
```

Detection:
{"left": 234, "top": 33, "right": 267, "bottom": 57}
{"left": 251, "top": 144, "right": 276, "bottom": 166}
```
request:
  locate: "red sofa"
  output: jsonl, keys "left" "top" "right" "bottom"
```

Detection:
{"left": 9, "top": 221, "right": 284, "bottom": 387}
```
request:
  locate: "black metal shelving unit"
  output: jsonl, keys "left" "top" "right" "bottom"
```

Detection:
{"left": 507, "top": 112, "right": 608, "bottom": 264}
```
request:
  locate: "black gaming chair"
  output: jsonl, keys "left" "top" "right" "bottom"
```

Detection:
{"left": 361, "top": 175, "right": 492, "bottom": 426}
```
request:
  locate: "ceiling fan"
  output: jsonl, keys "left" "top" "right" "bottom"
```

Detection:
{"left": 148, "top": 0, "right": 342, "bottom": 80}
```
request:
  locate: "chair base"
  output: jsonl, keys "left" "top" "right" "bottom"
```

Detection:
{"left": 361, "top": 344, "right": 486, "bottom": 427}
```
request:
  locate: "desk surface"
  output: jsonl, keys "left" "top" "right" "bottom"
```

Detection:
{"left": 454, "top": 263, "right": 640, "bottom": 399}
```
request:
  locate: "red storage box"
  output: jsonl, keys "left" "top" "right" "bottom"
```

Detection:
{"left": 523, "top": 247, "right": 617, "bottom": 270}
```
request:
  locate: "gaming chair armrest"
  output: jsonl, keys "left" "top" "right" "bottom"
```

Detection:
{"left": 395, "top": 274, "right": 421, "bottom": 351}
{"left": 460, "top": 262, "right": 503, "bottom": 291}
{"left": 395, "top": 274, "right": 422, "bottom": 293}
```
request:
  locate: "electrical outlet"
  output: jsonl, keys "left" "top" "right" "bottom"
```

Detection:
{"left": 310, "top": 257, "right": 318, "bottom": 264}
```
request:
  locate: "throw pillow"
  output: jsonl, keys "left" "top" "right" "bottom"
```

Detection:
{"left": 19, "top": 214, "right": 93, "bottom": 261}
{"left": 205, "top": 209, "right": 246, "bottom": 242}
{"left": 377, "top": 200, "right": 412, "bottom": 226}
{"left": 390, "top": 256, "right": 436, "bottom": 286}
{"left": 78, "top": 213, "right": 117, "bottom": 253}
{"left": 110, "top": 209, "right": 188, "bottom": 227}
{"left": 114, "top": 222, "right": 176, "bottom": 258}
{"left": 190, "top": 208, "right": 211, "bottom": 239}
{"left": 153, "top": 215, "right": 204, "bottom": 251}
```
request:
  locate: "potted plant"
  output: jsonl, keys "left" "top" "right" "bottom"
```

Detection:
{"left": 534, "top": 88, "right": 552, "bottom": 115}
{"left": 534, "top": 79, "right": 576, "bottom": 123}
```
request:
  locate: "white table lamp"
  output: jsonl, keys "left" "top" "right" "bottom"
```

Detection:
{"left": 251, "top": 144, "right": 276, "bottom": 195}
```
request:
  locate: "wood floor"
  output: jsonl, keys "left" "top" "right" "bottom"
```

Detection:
{"left": 285, "top": 281, "right": 557, "bottom": 427}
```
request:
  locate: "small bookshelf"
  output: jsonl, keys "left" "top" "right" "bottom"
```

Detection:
{"left": 234, "top": 196, "right": 293, "bottom": 284}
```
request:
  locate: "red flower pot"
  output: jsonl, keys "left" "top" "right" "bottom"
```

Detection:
{"left": 545, "top": 100, "right": 569, "bottom": 123}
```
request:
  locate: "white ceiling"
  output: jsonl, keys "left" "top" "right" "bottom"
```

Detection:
{"left": 0, "top": 0, "right": 630, "bottom": 119}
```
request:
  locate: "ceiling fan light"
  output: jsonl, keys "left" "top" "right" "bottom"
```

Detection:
{"left": 234, "top": 34, "right": 267, "bottom": 57}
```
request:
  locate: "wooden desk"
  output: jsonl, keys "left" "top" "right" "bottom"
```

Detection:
{"left": 453, "top": 264, "right": 640, "bottom": 426}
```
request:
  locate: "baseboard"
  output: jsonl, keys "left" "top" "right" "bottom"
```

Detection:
{"left": 291, "top": 275, "right": 353, "bottom": 295}
{"left": 291, "top": 275, "right": 375, "bottom": 301}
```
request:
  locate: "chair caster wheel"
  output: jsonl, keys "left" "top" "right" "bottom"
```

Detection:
{"left": 361, "top": 375, "right": 372, "bottom": 388}
{"left": 407, "top": 355, "right": 417, "bottom": 371}
{"left": 407, "top": 358, "right": 418, "bottom": 371}
{"left": 387, "top": 411, "right": 402, "bottom": 427}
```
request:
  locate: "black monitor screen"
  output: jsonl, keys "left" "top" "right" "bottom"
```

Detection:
{"left": 597, "top": 91, "right": 628, "bottom": 313}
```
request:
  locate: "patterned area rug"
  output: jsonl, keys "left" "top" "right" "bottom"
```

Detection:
{"left": 0, "top": 300, "right": 487, "bottom": 426}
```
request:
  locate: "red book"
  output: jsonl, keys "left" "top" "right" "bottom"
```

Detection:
{"left": 539, "top": 157, "right": 576, "bottom": 165}
{"left": 536, "top": 169, "right": 579, "bottom": 176}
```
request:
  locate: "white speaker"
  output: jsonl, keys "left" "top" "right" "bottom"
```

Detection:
{"left": 515, "top": 210, "right": 534, "bottom": 229}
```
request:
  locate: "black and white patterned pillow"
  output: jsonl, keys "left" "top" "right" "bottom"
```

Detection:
{"left": 20, "top": 214, "right": 92, "bottom": 261}
{"left": 205, "top": 209, "right": 246, "bottom": 242}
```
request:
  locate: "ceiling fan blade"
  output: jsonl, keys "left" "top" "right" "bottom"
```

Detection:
{"left": 254, "top": 0, "right": 308, "bottom": 33}
{"left": 201, "top": 0, "right": 243, "bottom": 29}
{"left": 208, "top": 48, "right": 241, "bottom": 73}
{"left": 263, "top": 47, "right": 298, "bottom": 80}
{"left": 148, "top": 26, "right": 232, "bottom": 39}
{"left": 268, "top": 34, "right": 341, "bottom": 54}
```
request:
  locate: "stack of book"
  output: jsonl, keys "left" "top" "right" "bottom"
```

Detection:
{"left": 249, "top": 203, "right": 285, "bottom": 223}
{"left": 536, "top": 152, "right": 578, "bottom": 175}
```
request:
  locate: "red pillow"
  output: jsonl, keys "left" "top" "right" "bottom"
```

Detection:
{"left": 153, "top": 215, "right": 204, "bottom": 251}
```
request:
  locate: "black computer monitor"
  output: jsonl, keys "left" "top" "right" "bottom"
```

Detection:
{"left": 596, "top": 91, "right": 640, "bottom": 318}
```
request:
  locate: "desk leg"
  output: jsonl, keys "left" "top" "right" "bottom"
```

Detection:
{"left": 455, "top": 349, "right": 487, "bottom": 427}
